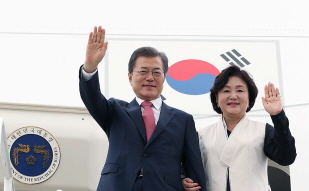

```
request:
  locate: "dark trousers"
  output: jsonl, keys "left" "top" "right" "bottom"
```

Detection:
{"left": 132, "top": 177, "right": 143, "bottom": 191}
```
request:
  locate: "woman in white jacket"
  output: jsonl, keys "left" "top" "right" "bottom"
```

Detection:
{"left": 182, "top": 65, "right": 296, "bottom": 191}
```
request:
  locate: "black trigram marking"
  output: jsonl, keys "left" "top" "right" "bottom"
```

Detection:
{"left": 220, "top": 49, "right": 251, "bottom": 67}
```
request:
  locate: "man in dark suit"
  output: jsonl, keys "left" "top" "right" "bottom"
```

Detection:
{"left": 79, "top": 26, "right": 206, "bottom": 191}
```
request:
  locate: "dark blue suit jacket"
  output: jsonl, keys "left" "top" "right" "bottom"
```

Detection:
{"left": 79, "top": 68, "right": 206, "bottom": 191}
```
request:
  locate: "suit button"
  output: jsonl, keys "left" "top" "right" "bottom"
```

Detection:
{"left": 143, "top": 153, "right": 148, "bottom": 157}
{"left": 134, "top": 169, "right": 139, "bottom": 174}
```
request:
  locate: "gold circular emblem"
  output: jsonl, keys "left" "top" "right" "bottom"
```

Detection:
{"left": 7, "top": 126, "right": 61, "bottom": 184}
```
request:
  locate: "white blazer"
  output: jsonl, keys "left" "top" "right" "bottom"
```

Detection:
{"left": 198, "top": 116, "right": 271, "bottom": 191}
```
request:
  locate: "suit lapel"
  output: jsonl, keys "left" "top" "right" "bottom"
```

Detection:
{"left": 125, "top": 99, "right": 147, "bottom": 143}
{"left": 146, "top": 102, "right": 176, "bottom": 147}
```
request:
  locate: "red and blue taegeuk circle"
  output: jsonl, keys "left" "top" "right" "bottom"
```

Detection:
{"left": 166, "top": 59, "right": 220, "bottom": 95}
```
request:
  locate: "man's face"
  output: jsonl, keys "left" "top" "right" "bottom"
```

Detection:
{"left": 128, "top": 56, "right": 165, "bottom": 101}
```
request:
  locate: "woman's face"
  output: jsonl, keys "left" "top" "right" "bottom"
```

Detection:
{"left": 217, "top": 76, "right": 249, "bottom": 119}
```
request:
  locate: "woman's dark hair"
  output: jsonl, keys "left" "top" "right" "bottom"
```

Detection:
{"left": 128, "top": 46, "right": 168, "bottom": 74}
{"left": 210, "top": 65, "right": 258, "bottom": 114}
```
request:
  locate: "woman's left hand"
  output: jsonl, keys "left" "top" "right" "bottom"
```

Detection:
{"left": 262, "top": 82, "right": 282, "bottom": 115}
